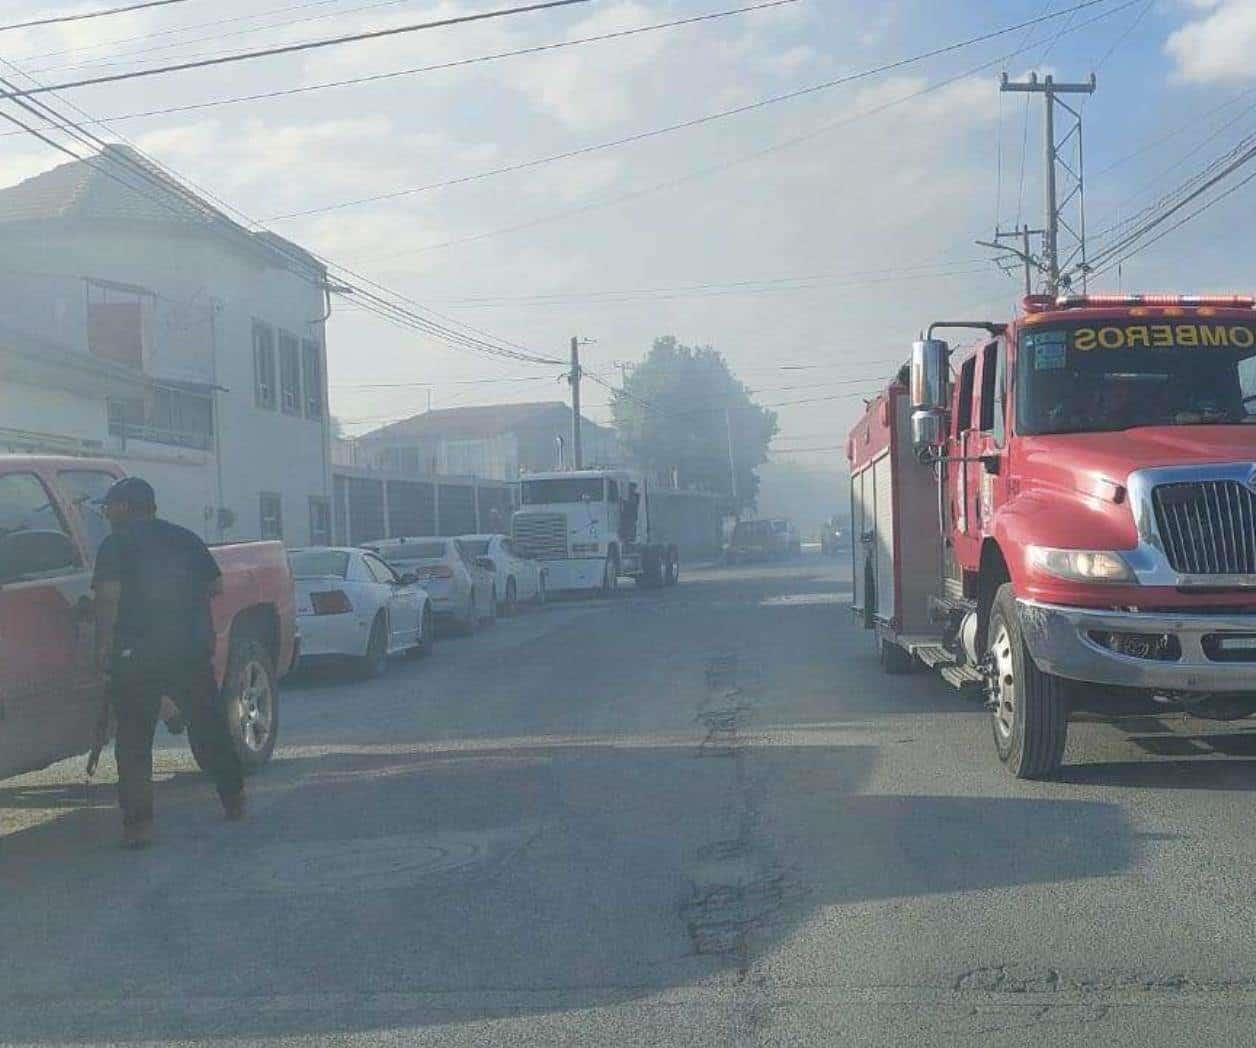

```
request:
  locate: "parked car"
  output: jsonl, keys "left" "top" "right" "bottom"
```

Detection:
{"left": 457, "top": 533, "right": 547, "bottom": 614}
{"left": 770, "top": 518, "right": 802, "bottom": 557}
{"left": 0, "top": 456, "right": 297, "bottom": 780}
{"left": 290, "top": 547, "right": 433, "bottom": 677}
{"left": 367, "top": 537, "right": 497, "bottom": 635}
{"left": 725, "top": 518, "right": 794, "bottom": 563}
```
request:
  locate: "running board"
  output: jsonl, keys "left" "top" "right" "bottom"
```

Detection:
{"left": 939, "top": 664, "right": 985, "bottom": 692}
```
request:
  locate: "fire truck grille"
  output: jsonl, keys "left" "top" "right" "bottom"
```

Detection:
{"left": 1152, "top": 480, "right": 1256, "bottom": 576}
{"left": 512, "top": 512, "right": 568, "bottom": 559}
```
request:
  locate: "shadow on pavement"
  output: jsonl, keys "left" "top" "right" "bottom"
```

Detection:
{"left": 0, "top": 738, "right": 1136, "bottom": 1042}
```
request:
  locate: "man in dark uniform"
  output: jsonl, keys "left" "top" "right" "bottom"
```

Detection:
{"left": 92, "top": 477, "right": 245, "bottom": 849}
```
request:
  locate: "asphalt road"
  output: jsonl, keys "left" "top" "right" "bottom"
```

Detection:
{"left": 5, "top": 553, "right": 1256, "bottom": 1046}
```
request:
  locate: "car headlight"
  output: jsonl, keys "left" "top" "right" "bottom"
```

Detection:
{"left": 1027, "top": 546, "right": 1137, "bottom": 584}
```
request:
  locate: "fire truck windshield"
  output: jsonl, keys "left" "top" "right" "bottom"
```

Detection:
{"left": 1017, "top": 322, "right": 1256, "bottom": 435}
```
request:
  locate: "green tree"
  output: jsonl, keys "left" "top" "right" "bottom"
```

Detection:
{"left": 611, "top": 336, "right": 777, "bottom": 511}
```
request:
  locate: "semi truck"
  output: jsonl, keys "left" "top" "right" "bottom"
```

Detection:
{"left": 511, "top": 469, "right": 679, "bottom": 593}
{"left": 848, "top": 293, "right": 1256, "bottom": 779}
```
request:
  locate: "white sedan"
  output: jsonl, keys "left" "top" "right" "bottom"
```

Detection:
{"left": 368, "top": 537, "right": 497, "bottom": 635}
{"left": 457, "top": 533, "right": 547, "bottom": 615}
{"left": 290, "top": 547, "right": 434, "bottom": 677}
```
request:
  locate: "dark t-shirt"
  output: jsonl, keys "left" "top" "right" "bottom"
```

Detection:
{"left": 92, "top": 518, "right": 221, "bottom": 664}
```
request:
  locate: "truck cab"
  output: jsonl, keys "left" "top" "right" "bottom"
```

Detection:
{"left": 511, "top": 469, "right": 678, "bottom": 593}
{"left": 852, "top": 294, "right": 1256, "bottom": 778}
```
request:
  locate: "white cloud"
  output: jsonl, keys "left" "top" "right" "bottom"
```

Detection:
{"left": 1166, "top": 0, "right": 1256, "bottom": 82}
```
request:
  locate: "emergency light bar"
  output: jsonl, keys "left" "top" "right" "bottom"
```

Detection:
{"left": 1053, "top": 294, "right": 1255, "bottom": 309}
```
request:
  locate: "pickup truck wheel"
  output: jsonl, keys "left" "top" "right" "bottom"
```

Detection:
{"left": 988, "top": 583, "right": 1069, "bottom": 779}
{"left": 357, "top": 615, "right": 388, "bottom": 678}
{"left": 202, "top": 636, "right": 277, "bottom": 773}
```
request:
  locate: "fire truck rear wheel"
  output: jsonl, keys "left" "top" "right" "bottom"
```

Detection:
{"left": 987, "top": 583, "right": 1068, "bottom": 779}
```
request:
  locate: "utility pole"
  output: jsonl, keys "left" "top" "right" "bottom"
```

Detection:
{"left": 569, "top": 335, "right": 583, "bottom": 470}
{"left": 724, "top": 406, "right": 738, "bottom": 508}
{"left": 976, "top": 223, "right": 1045, "bottom": 296}
{"left": 999, "top": 72, "right": 1095, "bottom": 295}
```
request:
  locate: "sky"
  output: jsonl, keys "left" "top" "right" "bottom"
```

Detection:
{"left": 1, "top": 0, "right": 1254, "bottom": 468}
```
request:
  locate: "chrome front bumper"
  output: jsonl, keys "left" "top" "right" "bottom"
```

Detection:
{"left": 1018, "top": 599, "right": 1256, "bottom": 693}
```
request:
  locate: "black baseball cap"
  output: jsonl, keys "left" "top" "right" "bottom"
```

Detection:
{"left": 97, "top": 476, "right": 156, "bottom": 510}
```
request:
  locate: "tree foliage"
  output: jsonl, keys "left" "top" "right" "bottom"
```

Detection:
{"left": 611, "top": 336, "right": 777, "bottom": 511}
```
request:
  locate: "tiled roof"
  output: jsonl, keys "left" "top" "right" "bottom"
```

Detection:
{"left": 0, "top": 145, "right": 324, "bottom": 274}
{"left": 360, "top": 401, "right": 608, "bottom": 442}
{"left": 0, "top": 144, "right": 219, "bottom": 225}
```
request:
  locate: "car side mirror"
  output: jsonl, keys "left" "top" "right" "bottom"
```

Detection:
{"left": 0, "top": 529, "right": 78, "bottom": 584}
{"left": 398, "top": 572, "right": 418, "bottom": 585}
{"left": 981, "top": 452, "right": 1002, "bottom": 476}
{"left": 475, "top": 556, "right": 495, "bottom": 571}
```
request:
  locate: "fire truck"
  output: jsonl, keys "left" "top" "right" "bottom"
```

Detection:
{"left": 848, "top": 293, "right": 1256, "bottom": 779}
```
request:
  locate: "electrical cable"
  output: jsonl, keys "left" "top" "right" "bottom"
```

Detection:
{"left": 0, "top": 0, "right": 195, "bottom": 34}
{"left": 0, "top": 0, "right": 802, "bottom": 135}
{"left": 269, "top": 0, "right": 1129, "bottom": 220}
{"left": 0, "top": 0, "right": 593, "bottom": 101}
{"left": 354, "top": 0, "right": 1141, "bottom": 261}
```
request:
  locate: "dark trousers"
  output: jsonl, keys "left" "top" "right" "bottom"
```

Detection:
{"left": 111, "top": 655, "right": 244, "bottom": 826}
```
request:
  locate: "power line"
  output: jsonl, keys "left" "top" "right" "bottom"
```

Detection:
{"left": 270, "top": 0, "right": 1125, "bottom": 221}
{"left": 0, "top": 0, "right": 592, "bottom": 102}
{"left": 0, "top": 0, "right": 802, "bottom": 135}
{"left": 1089, "top": 166, "right": 1256, "bottom": 279}
{"left": 1085, "top": 138, "right": 1256, "bottom": 275}
{"left": 0, "top": 0, "right": 195, "bottom": 34}
{"left": 355, "top": 0, "right": 1140, "bottom": 261}
{"left": 20, "top": 0, "right": 422, "bottom": 78}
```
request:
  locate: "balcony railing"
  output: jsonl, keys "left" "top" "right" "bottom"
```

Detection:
{"left": 109, "top": 420, "right": 213, "bottom": 451}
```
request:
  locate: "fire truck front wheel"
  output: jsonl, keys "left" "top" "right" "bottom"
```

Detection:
{"left": 987, "top": 583, "right": 1069, "bottom": 779}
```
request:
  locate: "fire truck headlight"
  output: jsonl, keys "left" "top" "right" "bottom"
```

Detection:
{"left": 1028, "top": 547, "right": 1137, "bottom": 584}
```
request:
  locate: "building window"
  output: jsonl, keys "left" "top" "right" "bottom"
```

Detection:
{"left": 302, "top": 338, "right": 324, "bottom": 418}
{"left": 253, "top": 322, "right": 276, "bottom": 410}
{"left": 309, "top": 496, "right": 331, "bottom": 546}
{"left": 108, "top": 388, "right": 213, "bottom": 450}
{"left": 260, "top": 492, "right": 283, "bottom": 540}
{"left": 279, "top": 331, "right": 301, "bottom": 415}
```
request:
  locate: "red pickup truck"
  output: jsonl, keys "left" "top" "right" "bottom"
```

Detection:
{"left": 0, "top": 456, "right": 297, "bottom": 780}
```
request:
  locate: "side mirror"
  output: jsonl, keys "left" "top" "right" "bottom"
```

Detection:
{"left": 981, "top": 453, "right": 1002, "bottom": 476}
{"left": 474, "top": 556, "right": 495, "bottom": 571}
{"left": 398, "top": 572, "right": 418, "bottom": 585}
{"left": 0, "top": 529, "right": 78, "bottom": 584}
{"left": 910, "top": 337, "right": 950, "bottom": 456}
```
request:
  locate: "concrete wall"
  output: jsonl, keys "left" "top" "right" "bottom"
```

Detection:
{"left": 0, "top": 224, "right": 332, "bottom": 546}
{"left": 332, "top": 467, "right": 516, "bottom": 546}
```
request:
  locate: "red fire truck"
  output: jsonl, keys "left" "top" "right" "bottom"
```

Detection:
{"left": 848, "top": 293, "right": 1256, "bottom": 779}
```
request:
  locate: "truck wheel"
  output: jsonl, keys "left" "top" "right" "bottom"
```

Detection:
{"left": 639, "top": 548, "right": 663, "bottom": 589}
{"left": 878, "top": 637, "right": 914, "bottom": 674}
{"left": 665, "top": 546, "right": 680, "bottom": 586}
{"left": 987, "top": 583, "right": 1069, "bottom": 779}
{"left": 601, "top": 551, "right": 620, "bottom": 595}
{"left": 199, "top": 635, "right": 278, "bottom": 773}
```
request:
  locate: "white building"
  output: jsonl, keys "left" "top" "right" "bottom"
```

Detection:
{"left": 353, "top": 401, "right": 621, "bottom": 482}
{"left": 0, "top": 145, "right": 332, "bottom": 545}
